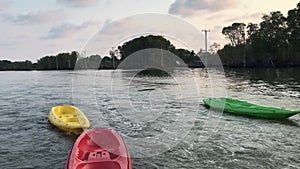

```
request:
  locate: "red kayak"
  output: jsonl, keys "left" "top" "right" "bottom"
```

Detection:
{"left": 65, "top": 128, "right": 132, "bottom": 169}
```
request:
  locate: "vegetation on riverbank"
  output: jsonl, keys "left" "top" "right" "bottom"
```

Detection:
{"left": 218, "top": 2, "right": 300, "bottom": 68}
{"left": 0, "top": 52, "right": 78, "bottom": 70}
{"left": 0, "top": 35, "right": 202, "bottom": 70}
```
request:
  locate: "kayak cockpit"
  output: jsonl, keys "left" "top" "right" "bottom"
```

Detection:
{"left": 65, "top": 128, "right": 132, "bottom": 169}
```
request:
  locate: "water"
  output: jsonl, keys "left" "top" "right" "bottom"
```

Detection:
{"left": 0, "top": 68, "right": 299, "bottom": 169}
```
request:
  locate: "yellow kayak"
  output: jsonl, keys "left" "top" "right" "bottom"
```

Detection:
{"left": 48, "top": 105, "right": 90, "bottom": 134}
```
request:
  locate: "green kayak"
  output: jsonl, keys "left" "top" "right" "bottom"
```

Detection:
{"left": 203, "top": 98, "right": 300, "bottom": 119}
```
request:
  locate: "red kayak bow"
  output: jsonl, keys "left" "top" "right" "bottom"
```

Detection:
{"left": 65, "top": 128, "right": 132, "bottom": 169}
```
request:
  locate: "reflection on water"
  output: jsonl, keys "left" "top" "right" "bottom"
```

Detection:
{"left": 225, "top": 68, "right": 300, "bottom": 110}
{"left": 0, "top": 68, "right": 299, "bottom": 168}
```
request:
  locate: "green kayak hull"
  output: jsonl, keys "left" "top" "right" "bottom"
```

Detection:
{"left": 203, "top": 98, "right": 300, "bottom": 119}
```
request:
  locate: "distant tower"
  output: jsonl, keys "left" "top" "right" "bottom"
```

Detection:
{"left": 202, "top": 28, "right": 210, "bottom": 53}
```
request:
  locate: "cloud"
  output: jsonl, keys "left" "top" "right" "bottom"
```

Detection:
{"left": 0, "top": 9, "right": 64, "bottom": 25}
{"left": 169, "top": 0, "right": 240, "bottom": 17}
{"left": 0, "top": 39, "right": 14, "bottom": 46}
{"left": 211, "top": 25, "right": 223, "bottom": 31}
{"left": 225, "top": 12, "right": 262, "bottom": 23}
{"left": 0, "top": 1, "right": 10, "bottom": 12}
{"left": 41, "top": 20, "right": 99, "bottom": 39}
{"left": 57, "top": 0, "right": 99, "bottom": 7}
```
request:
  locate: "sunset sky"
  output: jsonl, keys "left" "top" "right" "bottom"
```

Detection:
{"left": 0, "top": 0, "right": 299, "bottom": 61}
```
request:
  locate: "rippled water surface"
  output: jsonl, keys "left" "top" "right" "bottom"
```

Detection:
{"left": 0, "top": 68, "right": 299, "bottom": 169}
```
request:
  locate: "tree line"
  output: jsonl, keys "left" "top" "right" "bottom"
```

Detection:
{"left": 218, "top": 2, "right": 300, "bottom": 67}
{"left": 0, "top": 51, "right": 78, "bottom": 70}
{"left": 0, "top": 35, "right": 203, "bottom": 70}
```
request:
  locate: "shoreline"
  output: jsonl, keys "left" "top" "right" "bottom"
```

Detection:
{"left": 1, "top": 66, "right": 300, "bottom": 71}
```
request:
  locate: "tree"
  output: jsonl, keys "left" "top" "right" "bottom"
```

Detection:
{"left": 258, "top": 11, "right": 288, "bottom": 62}
{"left": 287, "top": 2, "right": 300, "bottom": 55}
{"left": 209, "top": 42, "right": 220, "bottom": 54}
{"left": 246, "top": 23, "right": 259, "bottom": 41}
{"left": 99, "top": 56, "right": 113, "bottom": 69}
{"left": 260, "top": 11, "right": 287, "bottom": 43}
{"left": 118, "top": 35, "right": 175, "bottom": 60}
{"left": 246, "top": 23, "right": 259, "bottom": 61}
{"left": 222, "top": 23, "right": 246, "bottom": 46}
{"left": 117, "top": 35, "right": 201, "bottom": 68}
{"left": 109, "top": 47, "right": 120, "bottom": 69}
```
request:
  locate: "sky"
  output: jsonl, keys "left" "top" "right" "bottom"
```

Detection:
{"left": 0, "top": 0, "right": 299, "bottom": 61}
